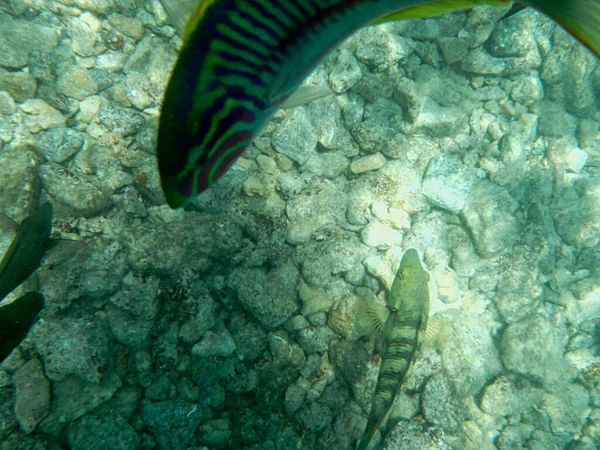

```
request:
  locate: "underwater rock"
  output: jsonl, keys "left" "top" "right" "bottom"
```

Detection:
{"left": 34, "top": 315, "right": 110, "bottom": 385}
{"left": 421, "top": 370, "right": 465, "bottom": 435}
{"left": 496, "top": 423, "right": 536, "bottom": 450}
{"left": 542, "top": 384, "right": 591, "bottom": 436}
{"left": 534, "top": 100, "right": 577, "bottom": 138}
{"left": 383, "top": 417, "right": 451, "bottom": 450}
{"left": 361, "top": 220, "right": 404, "bottom": 250}
{"left": 286, "top": 178, "right": 347, "bottom": 244}
{"left": 328, "top": 48, "right": 362, "bottom": 93}
{"left": 500, "top": 313, "right": 574, "bottom": 388}
{"left": 56, "top": 0, "right": 118, "bottom": 14}
{"left": 0, "top": 12, "right": 59, "bottom": 70}
{"left": 541, "top": 33, "right": 597, "bottom": 117}
{"left": 107, "top": 13, "right": 145, "bottom": 40}
{"left": 0, "top": 144, "right": 40, "bottom": 222}
{"left": 552, "top": 179, "right": 600, "bottom": 248}
{"left": 179, "top": 290, "right": 216, "bottom": 345}
{"left": 268, "top": 331, "right": 306, "bottom": 367}
{"left": 423, "top": 155, "right": 479, "bottom": 214}
{"left": 480, "top": 374, "right": 542, "bottom": 417}
{"left": 191, "top": 329, "right": 236, "bottom": 358}
{"left": 296, "top": 402, "right": 332, "bottom": 431}
{"left": 296, "top": 326, "right": 335, "bottom": 354}
{"left": 351, "top": 98, "right": 401, "bottom": 153}
{"left": 13, "top": 358, "right": 50, "bottom": 434}
{"left": 438, "top": 37, "right": 469, "bottom": 65}
{"left": 494, "top": 267, "right": 543, "bottom": 323}
{"left": 272, "top": 106, "right": 317, "bottom": 165}
{"left": 301, "top": 151, "right": 350, "bottom": 179}
{"left": 34, "top": 127, "right": 85, "bottom": 163}
{"left": 105, "top": 273, "right": 161, "bottom": 349}
{"left": 350, "top": 153, "right": 386, "bottom": 174}
{"left": 229, "top": 315, "right": 268, "bottom": 362}
{"left": 229, "top": 262, "right": 299, "bottom": 328}
{"left": 19, "top": 99, "right": 66, "bottom": 133}
{"left": 141, "top": 399, "right": 204, "bottom": 450}
{"left": 67, "top": 405, "right": 139, "bottom": 450}
{"left": 460, "top": 181, "right": 520, "bottom": 258}
{"left": 56, "top": 67, "right": 99, "bottom": 101}
{"left": 510, "top": 73, "right": 544, "bottom": 105}
{"left": 356, "top": 27, "right": 414, "bottom": 71}
{"left": 39, "top": 162, "right": 114, "bottom": 217}
{"left": 0, "top": 70, "right": 37, "bottom": 103}
{"left": 198, "top": 418, "right": 232, "bottom": 447}
{"left": 37, "top": 372, "right": 121, "bottom": 437}
{"left": 436, "top": 310, "right": 502, "bottom": 398}
{"left": 462, "top": 47, "right": 507, "bottom": 75}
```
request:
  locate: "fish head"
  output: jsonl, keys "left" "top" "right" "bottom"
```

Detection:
{"left": 399, "top": 249, "right": 425, "bottom": 273}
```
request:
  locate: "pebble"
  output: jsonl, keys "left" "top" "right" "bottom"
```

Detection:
{"left": 361, "top": 221, "right": 404, "bottom": 250}
{"left": 423, "top": 155, "right": 479, "bottom": 214}
{"left": 14, "top": 359, "right": 50, "bottom": 434}
{"left": 19, "top": 99, "right": 66, "bottom": 133}
{"left": 349, "top": 153, "right": 386, "bottom": 174}
{"left": 272, "top": 107, "right": 317, "bottom": 165}
{"left": 39, "top": 162, "right": 114, "bottom": 217}
{"left": 328, "top": 48, "right": 362, "bottom": 94}
{"left": 191, "top": 329, "right": 236, "bottom": 358}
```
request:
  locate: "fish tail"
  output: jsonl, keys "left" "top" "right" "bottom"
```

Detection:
{"left": 528, "top": 0, "right": 600, "bottom": 58}
{"left": 357, "top": 326, "right": 416, "bottom": 450}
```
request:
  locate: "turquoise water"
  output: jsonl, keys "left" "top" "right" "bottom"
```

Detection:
{"left": 0, "top": 1, "right": 599, "bottom": 449}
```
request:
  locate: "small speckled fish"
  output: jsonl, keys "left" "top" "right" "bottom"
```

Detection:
{"left": 158, "top": 0, "right": 600, "bottom": 208}
{"left": 0, "top": 292, "right": 44, "bottom": 363}
{"left": 356, "top": 248, "right": 430, "bottom": 450}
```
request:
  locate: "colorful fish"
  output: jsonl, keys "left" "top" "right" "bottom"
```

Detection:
{"left": 356, "top": 248, "right": 430, "bottom": 450}
{"left": 157, "top": 0, "right": 600, "bottom": 208}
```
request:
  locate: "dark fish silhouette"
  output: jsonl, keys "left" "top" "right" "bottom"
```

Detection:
{"left": 0, "top": 203, "right": 53, "bottom": 301}
{"left": 0, "top": 292, "right": 44, "bottom": 363}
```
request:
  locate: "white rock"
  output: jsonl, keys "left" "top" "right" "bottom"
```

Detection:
{"left": 361, "top": 221, "right": 403, "bottom": 250}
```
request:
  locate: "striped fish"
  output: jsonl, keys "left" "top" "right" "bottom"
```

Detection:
{"left": 357, "top": 248, "right": 430, "bottom": 450}
{"left": 157, "top": 0, "right": 600, "bottom": 208}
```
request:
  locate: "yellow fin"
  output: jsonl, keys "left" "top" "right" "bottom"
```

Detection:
{"left": 529, "top": 0, "right": 600, "bottom": 60}
{"left": 279, "top": 84, "right": 333, "bottom": 109}
{"left": 369, "top": 300, "right": 390, "bottom": 335}
{"left": 422, "top": 316, "right": 450, "bottom": 351}
{"left": 356, "top": 298, "right": 390, "bottom": 335}
{"left": 369, "top": 0, "right": 507, "bottom": 25}
{"left": 0, "top": 214, "right": 18, "bottom": 237}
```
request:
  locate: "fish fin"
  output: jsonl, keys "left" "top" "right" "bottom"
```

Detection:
{"left": 529, "top": 0, "right": 600, "bottom": 59}
{"left": 367, "top": 301, "right": 390, "bottom": 335}
{"left": 159, "top": 0, "right": 196, "bottom": 37}
{"left": 422, "top": 317, "right": 450, "bottom": 351}
{"left": 46, "top": 239, "right": 85, "bottom": 259}
{"left": 356, "top": 298, "right": 389, "bottom": 335}
{"left": 0, "top": 213, "right": 18, "bottom": 238}
{"left": 368, "top": 0, "right": 505, "bottom": 25}
{"left": 279, "top": 84, "right": 333, "bottom": 109}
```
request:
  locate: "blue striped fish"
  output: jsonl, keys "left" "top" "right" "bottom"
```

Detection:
{"left": 157, "top": 0, "right": 600, "bottom": 208}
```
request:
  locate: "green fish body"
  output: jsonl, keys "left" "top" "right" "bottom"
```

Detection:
{"left": 0, "top": 292, "right": 45, "bottom": 363}
{"left": 158, "top": 0, "right": 600, "bottom": 208}
{"left": 357, "top": 248, "right": 430, "bottom": 450}
{"left": 0, "top": 203, "right": 53, "bottom": 301}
